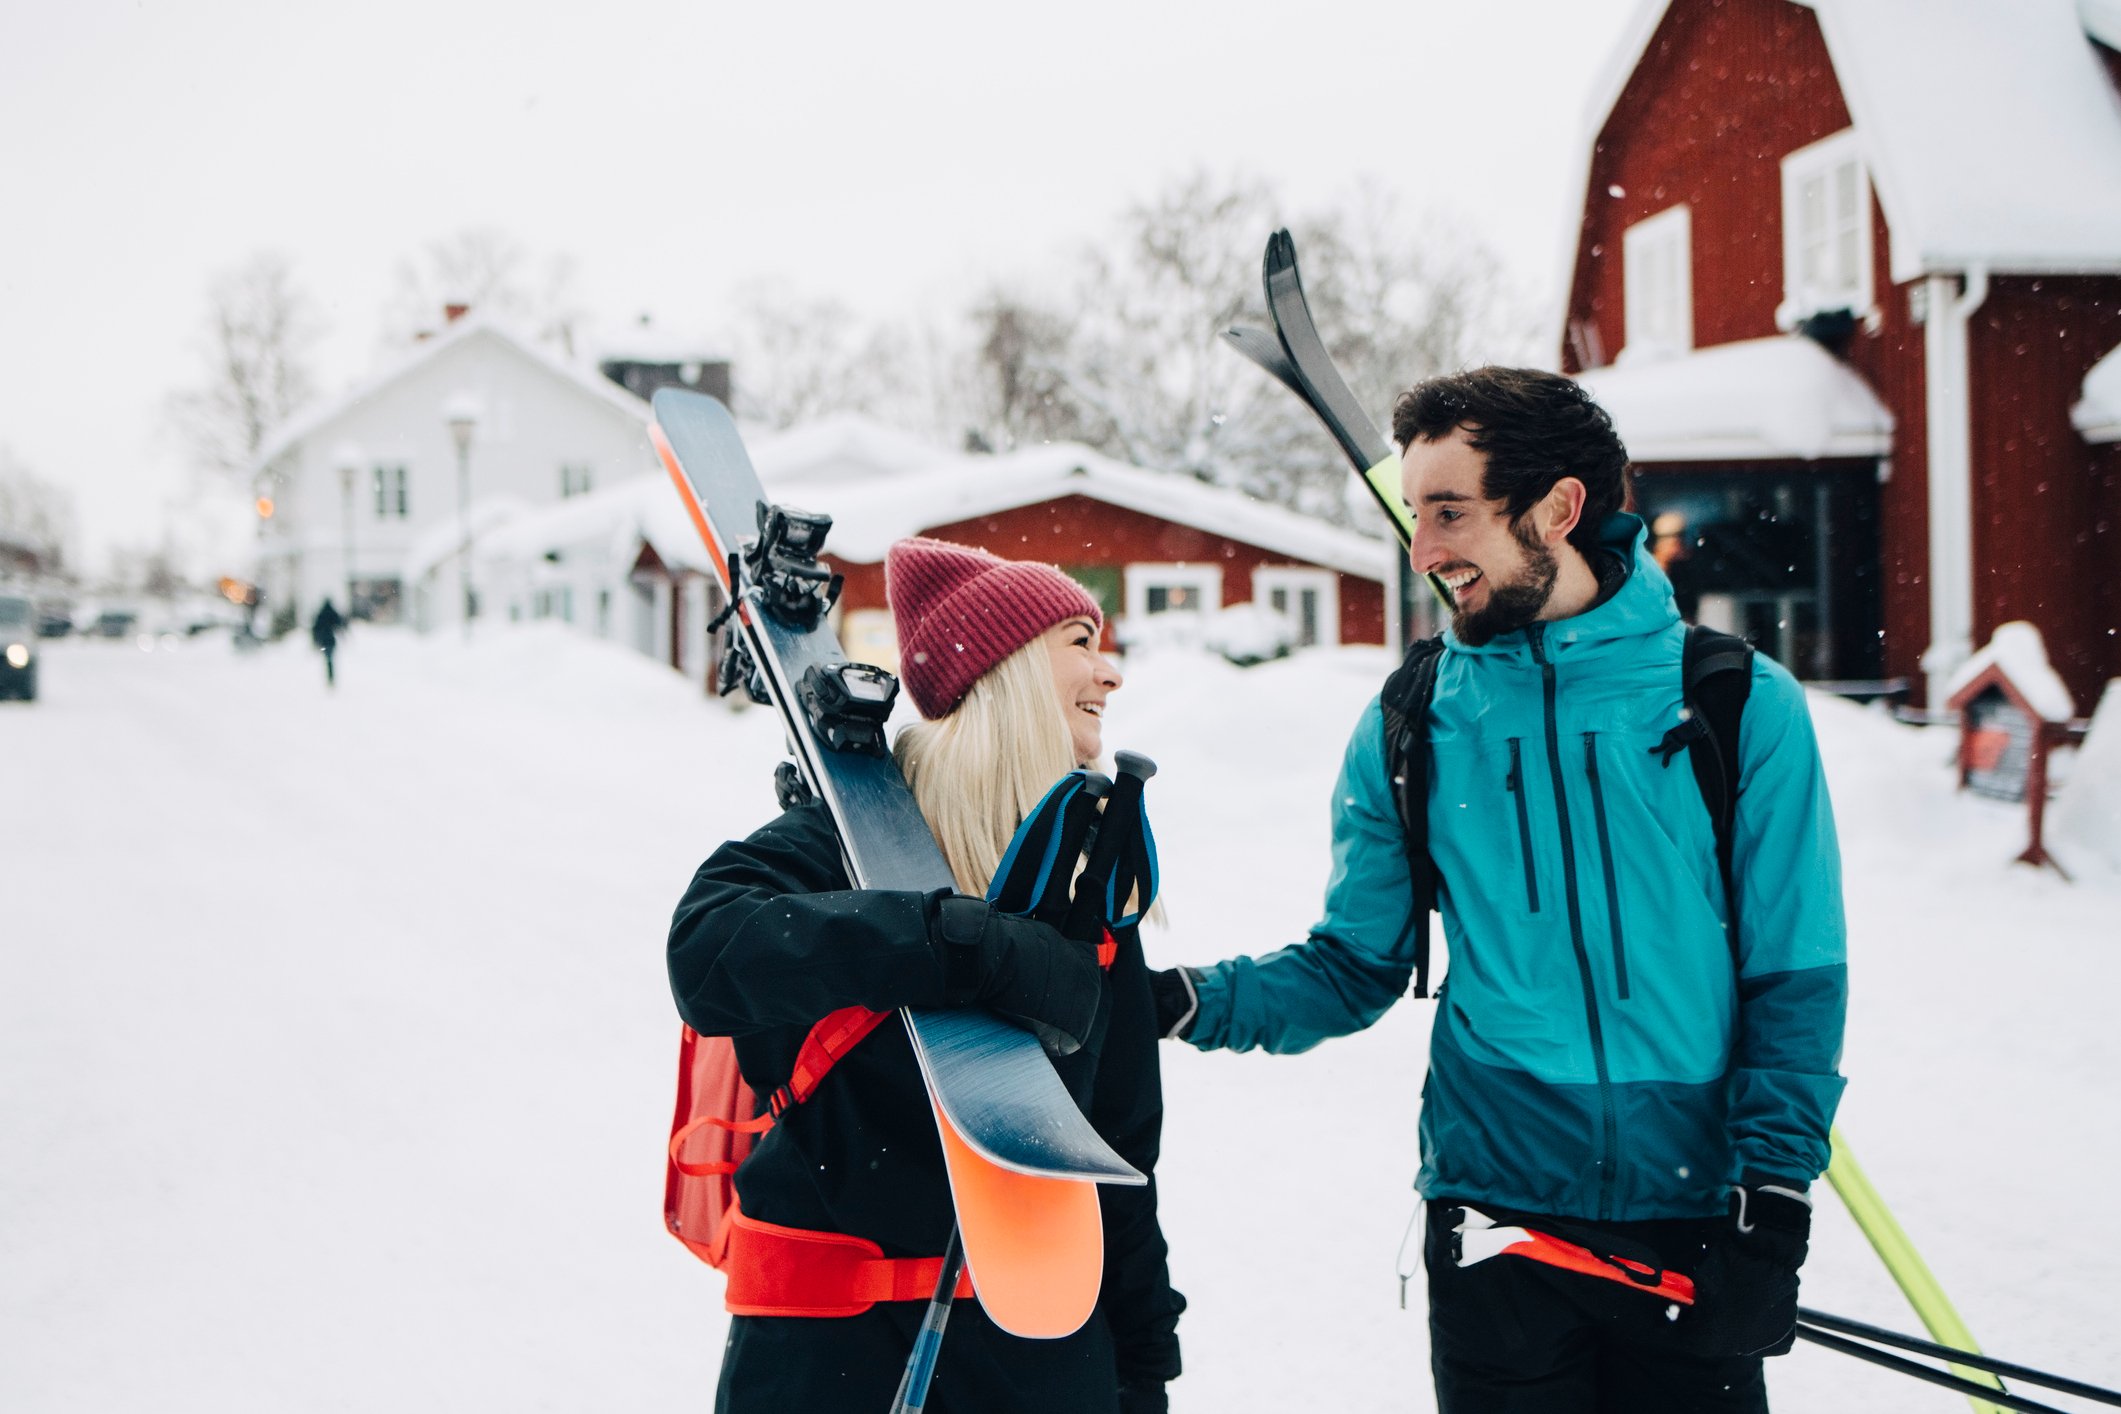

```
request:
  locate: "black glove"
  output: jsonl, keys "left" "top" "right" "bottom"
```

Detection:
{"left": 1148, "top": 966, "right": 1200, "bottom": 1040}
{"left": 1117, "top": 1382, "right": 1167, "bottom": 1414}
{"left": 930, "top": 894, "right": 1101, "bottom": 1055}
{"left": 1686, "top": 1177, "right": 1813, "bottom": 1358}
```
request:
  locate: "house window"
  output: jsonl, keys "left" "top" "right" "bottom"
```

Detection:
{"left": 1125, "top": 564, "right": 1223, "bottom": 623}
{"left": 1253, "top": 567, "right": 1340, "bottom": 648}
{"left": 372, "top": 465, "right": 409, "bottom": 518}
{"left": 560, "top": 463, "right": 594, "bottom": 498}
{"left": 1780, "top": 129, "right": 1872, "bottom": 325}
{"left": 1621, "top": 205, "right": 1692, "bottom": 361}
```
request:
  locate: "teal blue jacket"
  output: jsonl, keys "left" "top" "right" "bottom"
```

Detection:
{"left": 1185, "top": 516, "right": 1847, "bottom": 1221}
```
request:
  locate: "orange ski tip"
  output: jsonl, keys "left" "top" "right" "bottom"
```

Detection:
{"left": 933, "top": 1104, "right": 1103, "bottom": 1339}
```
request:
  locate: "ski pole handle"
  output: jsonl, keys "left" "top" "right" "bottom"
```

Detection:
{"left": 1062, "top": 751, "right": 1156, "bottom": 941}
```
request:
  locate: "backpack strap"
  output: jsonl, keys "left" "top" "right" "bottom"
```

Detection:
{"left": 1652, "top": 625, "right": 1754, "bottom": 959}
{"left": 770, "top": 1006, "right": 892, "bottom": 1116}
{"left": 1379, "top": 636, "right": 1448, "bottom": 998}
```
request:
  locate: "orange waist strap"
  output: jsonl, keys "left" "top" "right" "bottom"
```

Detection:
{"left": 721, "top": 1200, "right": 976, "bottom": 1318}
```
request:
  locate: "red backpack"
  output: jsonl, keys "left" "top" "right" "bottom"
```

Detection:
{"left": 664, "top": 1007, "right": 890, "bottom": 1267}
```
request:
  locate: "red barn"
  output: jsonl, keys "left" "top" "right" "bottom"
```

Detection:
{"left": 1559, "top": 0, "right": 2121, "bottom": 712}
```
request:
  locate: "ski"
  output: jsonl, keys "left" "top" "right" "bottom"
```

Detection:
{"left": 1224, "top": 228, "right": 1450, "bottom": 607}
{"left": 649, "top": 388, "right": 1141, "bottom": 1340}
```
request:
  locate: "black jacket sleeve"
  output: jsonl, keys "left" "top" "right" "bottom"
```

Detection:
{"left": 667, "top": 800, "right": 950, "bottom": 1036}
{"left": 1094, "top": 926, "right": 1186, "bottom": 1389}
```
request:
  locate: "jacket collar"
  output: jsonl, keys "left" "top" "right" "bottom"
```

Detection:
{"left": 1440, "top": 512, "right": 1680, "bottom": 663}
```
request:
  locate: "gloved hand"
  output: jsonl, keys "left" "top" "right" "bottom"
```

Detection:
{"left": 1148, "top": 966, "right": 1199, "bottom": 1040}
{"left": 1686, "top": 1177, "right": 1813, "bottom": 1358}
{"left": 930, "top": 894, "right": 1101, "bottom": 1055}
{"left": 1117, "top": 1382, "right": 1167, "bottom": 1414}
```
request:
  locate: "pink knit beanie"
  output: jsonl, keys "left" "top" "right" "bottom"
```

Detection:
{"left": 885, "top": 537, "right": 1103, "bottom": 719}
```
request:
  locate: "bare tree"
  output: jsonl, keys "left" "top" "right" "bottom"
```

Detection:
{"left": 0, "top": 446, "right": 75, "bottom": 571}
{"left": 992, "top": 170, "right": 1537, "bottom": 525}
{"left": 382, "top": 226, "right": 586, "bottom": 354}
{"left": 165, "top": 252, "right": 321, "bottom": 487}
{"left": 956, "top": 291, "right": 1105, "bottom": 452}
{"left": 725, "top": 279, "right": 910, "bottom": 430}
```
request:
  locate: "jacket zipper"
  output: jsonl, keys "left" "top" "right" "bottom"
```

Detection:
{"left": 1505, "top": 739, "right": 1541, "bottom": 912}
{"left": 1583, "top": 732, "right": 1630, "bottom": 1001}
{"left": 1528, "top": 624, "right": 1618, "bottom": 1222}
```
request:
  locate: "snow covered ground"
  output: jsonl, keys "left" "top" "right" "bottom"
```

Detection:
{"left": 4, "top": 626, "right": 2117, "bottom": 1412}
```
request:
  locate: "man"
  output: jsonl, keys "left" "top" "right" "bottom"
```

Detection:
{"left": 1153, "top": 367, "right": 1846, "bottom": 1412}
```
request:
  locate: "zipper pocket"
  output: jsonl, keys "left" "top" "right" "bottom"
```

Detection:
{"left": 1583, "top": 732, "right": 1629, "bottom": 1000}
{"left": 1506, "top": 738, "right": 1541, "bottom": 913}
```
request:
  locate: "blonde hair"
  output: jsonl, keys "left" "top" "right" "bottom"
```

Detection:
{"left": 894, "top": 635, "right": 1079, "bottom": 898}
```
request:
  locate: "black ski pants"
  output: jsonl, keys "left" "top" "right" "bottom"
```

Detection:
{"left": 714, "top": 1302, "right": 1121, "bottom": 1414}
{"left": 1424, "top": 1200, "right": 1769, "bottom": 1414}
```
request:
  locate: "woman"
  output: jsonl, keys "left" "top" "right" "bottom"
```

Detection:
{"left": 668, "top": 536, "right": 1184, "bottom": 1414}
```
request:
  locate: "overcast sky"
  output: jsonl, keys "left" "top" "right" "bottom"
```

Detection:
{"left": 0, "top": 0, "right": 1641, "bottom": 572}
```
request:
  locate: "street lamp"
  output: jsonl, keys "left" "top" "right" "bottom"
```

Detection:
{"left": 443, "top": 393, "right": 482, "bottom": 640}
{"left": 332, "top": 441, "right": 362, "bottom": 619}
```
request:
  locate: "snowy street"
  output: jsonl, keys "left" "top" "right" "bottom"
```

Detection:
{"left": 4, "top": 627, "right": 2119, "bottom": 1411}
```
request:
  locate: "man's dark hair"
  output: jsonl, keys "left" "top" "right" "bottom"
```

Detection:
{"left": 1391, "top": 367, "right": 1631, "bottom": 557}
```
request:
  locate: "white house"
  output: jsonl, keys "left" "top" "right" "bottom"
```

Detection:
{"left": 249, "top": 313, "right": 714, "bottom": 632}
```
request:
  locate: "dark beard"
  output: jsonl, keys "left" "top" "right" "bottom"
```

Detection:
{"left": 1450, "top": 518, "right": 1559, "bottom": 647}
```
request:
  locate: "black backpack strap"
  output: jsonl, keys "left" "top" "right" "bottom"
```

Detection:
{"left": 1652, "top": 625, "right": 1753, "bottom": 959}
{"left": 1379, "top": 636, "right": 1447, "bottom": 998}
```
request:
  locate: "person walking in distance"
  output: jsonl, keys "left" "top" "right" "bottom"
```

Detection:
{"left": 311, "top": 598, "right": 346, "bottom": 687}
{"left": 1151, "top": 368, "right": 1846, "bottom": 1413}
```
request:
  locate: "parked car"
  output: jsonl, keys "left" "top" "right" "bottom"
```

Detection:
{"left": 0, "top": 593, "right": 37, "bottom": 700}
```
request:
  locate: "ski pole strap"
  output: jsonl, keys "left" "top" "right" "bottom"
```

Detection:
{"left": 1103, "top": 787, "right": 1159, "bottom": 931}
{"left": 720, "top": 1200, "right": 975, "bottom": 1319}
{"left": 1451, "top": 1205, "right": 1696, "bottom": 1306}
{"left": 988, "top": 770, "right": 1106, "bottom": 921}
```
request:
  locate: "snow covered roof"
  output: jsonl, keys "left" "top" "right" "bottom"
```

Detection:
{"left": 458, "top": 472, "right": 718, "bottom": 579}
{"left": 1943, "top": 620, "right": 2079, "bottom": 721}
{"left": 2074, "top": 340, "right": 2121, "bottom": 444}
{"left": 800, "top": 442, "right": 1395, "bottom": 581}
{"left": 253, "top": 316, "right": 650, "bottom": 472}
{"left": 1574, "top": 335, "right": 1894, "bottom": 462}
{"left": 748, "top": 413, "right": 949, "bottom": 489}
{"left": 464, "top": 422, "right": 1392, "bottom": 583}
{"left": 1570, "top": 0, "right": 2121, "bottom": 292}
{"left": 588, "top": 315, "right": 729, "bottom": 367}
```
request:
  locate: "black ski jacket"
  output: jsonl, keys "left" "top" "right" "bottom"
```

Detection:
{"left": 667, "top": 798, "right": 1185, "bottom": 1393}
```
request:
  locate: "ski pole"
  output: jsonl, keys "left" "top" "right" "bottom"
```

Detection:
{"left": 1062, "top": 751, "right": 1155, "bottom": 941}
{"left": 1795, "top": 1325, "right": 2069, "bottom": 1414}
{"left": 1798, "top": 1307, "right": 2121, "bottom": 1408}
{"left": 889, "top": 1227, "right": 966, "bottom": 1414}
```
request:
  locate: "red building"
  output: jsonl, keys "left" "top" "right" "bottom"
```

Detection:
{"left": 1559, "top": 0, "right": 2121, "bottom": 712}
{"left": 795, "top": 440, "right": 1394, "bottom": 669}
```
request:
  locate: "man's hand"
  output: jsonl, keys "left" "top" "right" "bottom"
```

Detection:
{"left": 1687, "top": 1178, "right": 1813, "bottom": 1358}
{"left": 930, "top": 894, "right": 1101, "bottom": 1055}
{"left": 1148, "top": 967, "right": 1199, "bottom": 1040}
